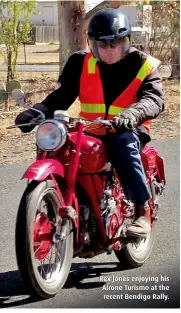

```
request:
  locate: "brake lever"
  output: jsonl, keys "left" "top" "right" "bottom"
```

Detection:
{"left": 7, "top": 122, "right": 35, "bottom": 129}
{"left": 7, "top": 117, "right": 44, "bottom": 130}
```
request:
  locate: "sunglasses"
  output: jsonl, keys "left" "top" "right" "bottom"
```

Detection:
{"left": 97, "top": 38, "right": 123, "bottom": 48}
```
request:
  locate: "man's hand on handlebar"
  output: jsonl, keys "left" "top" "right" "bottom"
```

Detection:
{"left": 15, "top": 108, "right": 39, "bottom": 133}
{"left": 15, "top": 102, "right": 49, "bottom": 133}
{"left": 113, "top": 110, "right": 138, "bottom": 130}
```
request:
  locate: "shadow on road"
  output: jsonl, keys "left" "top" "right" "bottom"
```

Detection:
{"left": 64, "top": 261, "right": 132, "bottom": 290}
{"left": 0, "top": 261, "right": 132, "bottom": 307}
{"left": 0, "top": 270, "right": 41, "bottom": 308}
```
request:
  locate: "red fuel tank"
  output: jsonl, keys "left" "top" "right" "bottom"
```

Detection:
{"left": 70, "top": 133, "right": 108, "bottom": 173}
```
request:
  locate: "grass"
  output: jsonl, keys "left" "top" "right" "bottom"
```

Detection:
{"left": 161, "top": 80, "right": 180, "bottom": 114}
{"left": 0, "top": 44, "right": 59, "bottom": 66}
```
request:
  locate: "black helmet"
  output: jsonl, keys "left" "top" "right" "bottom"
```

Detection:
{"left": 87, "top": 8, "right": 131, "bottom": 41}
{"left": 87, "top": 8, "right": 131, "bottom": 64}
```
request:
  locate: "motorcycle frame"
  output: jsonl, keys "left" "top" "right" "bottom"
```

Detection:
{"left": 22, "top": 120, "right": 165, "bottom": 250}
{"left": 62, "top": 122, "right": 109, "bottom": 246}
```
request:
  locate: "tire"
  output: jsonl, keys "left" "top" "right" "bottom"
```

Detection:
{"left": 15, "top": 180, "right": 73, "bottom": 299}
{"left": 115, "top": 228, "right": 155, "bottom": 268}
{"left": 115, "top": 180, "right": 157, "bottom": 269}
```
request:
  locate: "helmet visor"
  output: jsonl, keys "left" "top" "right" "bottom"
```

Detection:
{"left": 88, "top": 37, "right": 130, "bottom": 64}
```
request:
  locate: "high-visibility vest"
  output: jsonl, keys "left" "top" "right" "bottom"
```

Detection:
{"left": 79, "top": 52, "right": 161, "bottom": 135}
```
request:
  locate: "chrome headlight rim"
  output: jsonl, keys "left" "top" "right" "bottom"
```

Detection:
{"left": 36, "top": 119, "right": 67, "bottom": 151}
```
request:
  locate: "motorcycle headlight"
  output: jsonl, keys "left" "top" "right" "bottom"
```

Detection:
{"left": 36, "top": 120, "right": 67, "bottom": 151}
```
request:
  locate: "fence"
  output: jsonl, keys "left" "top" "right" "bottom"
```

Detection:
{"left": 35, "top": 26, "right": 59, "bottom": 43}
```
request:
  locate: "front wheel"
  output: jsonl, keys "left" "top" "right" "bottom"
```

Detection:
{"left": 115, "top": 228, "right": 155, "bottom": 268}
{"left": 15, "top": 180, "right": 73, "bottom": 299}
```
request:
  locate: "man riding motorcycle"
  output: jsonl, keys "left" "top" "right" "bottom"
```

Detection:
{"left": 15, "top": 8, "right": 165, "bottom": 237}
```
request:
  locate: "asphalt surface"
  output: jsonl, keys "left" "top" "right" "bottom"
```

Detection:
{"left": 0, "top": 64, "right": 171, "bottom": 77}
{"left": 0, "top": 139, "right": 179, "bottom": 308}
{"left": 0, "top": 64, "right": 59, "bottom": 72}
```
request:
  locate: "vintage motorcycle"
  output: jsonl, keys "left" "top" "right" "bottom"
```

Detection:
{"left": 8, "top": 89, "right": 166, "bottom": 299}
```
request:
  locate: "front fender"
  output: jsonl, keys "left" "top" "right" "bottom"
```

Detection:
{"left": 22, "top": 159, "right": 64, "bottom": 181}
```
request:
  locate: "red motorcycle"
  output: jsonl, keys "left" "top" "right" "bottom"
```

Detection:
{"left": 9, "top": 90, "right": 166, "bottom": 299}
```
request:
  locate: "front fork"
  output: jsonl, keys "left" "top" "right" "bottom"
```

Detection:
{"left": 52, "top": 217, "right": 70, "bottom": 243}
{"left": 64, "top": 122, "right": 84, "bottom": 206}
{"left": 54, "top": 122, "right": 84, "bottom": 245}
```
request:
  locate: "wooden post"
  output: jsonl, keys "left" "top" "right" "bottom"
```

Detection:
{"left": 24, "top": 43, "right": 27, "bottom": 65}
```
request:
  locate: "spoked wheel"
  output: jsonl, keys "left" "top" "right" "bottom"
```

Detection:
{"left": 115, "top": 228, "right": 155, "bottom": 268}
{"left": 15, "top": 180, "right": 73, "bottom": 299}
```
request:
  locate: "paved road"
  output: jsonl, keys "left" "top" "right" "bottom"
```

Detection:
{"left": 0, "top": 64, "right": 171, "bottom": 77}
{"left": 0, "top": 139, "right": 179, "bottom": 308}
{"left": 0, "top": 64, "right": 59, "bottom": 72}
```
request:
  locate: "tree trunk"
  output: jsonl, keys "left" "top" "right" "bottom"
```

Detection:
{"left": 5, "top": 47, "right": 13, "bottom": 111}
{"left": 58, "top": 1, "right": 85, "bottom": 69}
{"left": 170, "top": 47, "right": 180, "bottom": 79}
{"left": 4, "top": 99, "right": 9, "bottom": 111}
{"left": 7, "top": 47, "right": 13, "bottom": 83}
{"left": 12, "top": 44, "right": 19, "bottom": 79}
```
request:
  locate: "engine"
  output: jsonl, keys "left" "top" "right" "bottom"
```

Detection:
{"left": 79, "top": 204, "right": 100, "bottom": 247}
{"left": 78, "top": 170, "right": 136, "bottom": 247}
{"left": 99, "top": 188, "right": 121, "bottom": 239}
{"left": 79, "top": 181, "right": 122, "bottom": 245}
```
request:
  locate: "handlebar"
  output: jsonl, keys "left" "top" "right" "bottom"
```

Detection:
{"left": 89, "top": 118, "right": 136, "bottom": 130}
{"left": 7, "top": 117, "right": 135, "bottom": 132}
{"left": 7, "top": 117, "right": 114, "bottom": 130}
{"left": 92, "top": 119, "right": 113, "bottom": 127}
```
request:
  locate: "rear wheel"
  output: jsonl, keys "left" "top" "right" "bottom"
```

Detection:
{"left": 15, "top": 180, "right": 73, "bottom": 299}
{"left": 115, "top": 181, "right": 157, "bottom": 268}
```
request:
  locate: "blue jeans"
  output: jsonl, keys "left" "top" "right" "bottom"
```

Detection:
{"left": 105, "top": 130, "right": 151, "bottom": 205}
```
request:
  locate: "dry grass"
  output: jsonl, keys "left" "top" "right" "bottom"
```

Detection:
{"left": 0, "top": 44, "right": 59, "bottom": 65}
{"left": 0, "top": 75, "right": 179, "bottom": 165}
{"left": 161, "top": 80, "right": 180, "bottom": 115}
{"left": 151, "top": 79, "right": 180, "bottom": 140}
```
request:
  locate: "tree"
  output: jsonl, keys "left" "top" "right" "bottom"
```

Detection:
{"left": 170, "top": 47, "right": 180, "bottom": 79}
{"left": 137, "top": 0, "right": 180, "bottom": 75}
{"left": 0, "top": 0, "right": 37, "bottom": 83}
{"left": 58, "top": 1, "right": 124, "bottom": 69}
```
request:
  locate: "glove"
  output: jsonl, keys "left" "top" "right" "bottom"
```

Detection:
{"left": 15, "top": 109, "right": 38, "bottom": 133}
{"left": 15, "top": 102, "right": 49, "bottom": 133}
{"left": 113, "top": 110, "right": 138, "bottom": 129}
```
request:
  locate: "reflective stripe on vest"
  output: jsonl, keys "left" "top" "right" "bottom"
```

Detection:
{"left": 79, "top": 52, "right": 160, "bottom": 134}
